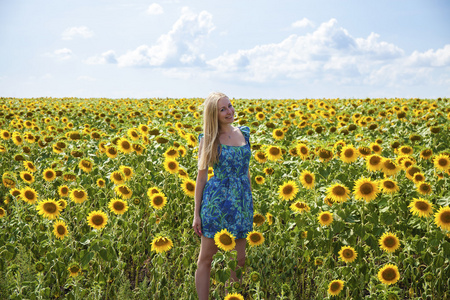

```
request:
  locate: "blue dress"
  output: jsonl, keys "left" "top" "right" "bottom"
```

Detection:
{"left": 198, "top": 126, "right": 253, "bottom": 239}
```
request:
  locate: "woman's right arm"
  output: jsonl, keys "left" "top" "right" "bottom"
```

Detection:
{"left": 193, "top": 139, "right": 208, "bottom": 237}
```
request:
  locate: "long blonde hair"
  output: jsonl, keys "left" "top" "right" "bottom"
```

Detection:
{"left": 197, "top": 92, "right": 228, "bottom": 170}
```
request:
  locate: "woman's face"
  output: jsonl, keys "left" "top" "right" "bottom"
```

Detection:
{"left": 217, "top": 96, "right": 235, "bottom": 127}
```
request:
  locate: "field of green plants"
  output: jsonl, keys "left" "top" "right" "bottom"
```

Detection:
{"left": 0, "top": 96, "right": 449, "bottom": 299}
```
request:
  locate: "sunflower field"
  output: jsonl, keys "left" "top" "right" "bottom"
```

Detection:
{"left": 1, "top": 97, "right": 450, "bottom": 299}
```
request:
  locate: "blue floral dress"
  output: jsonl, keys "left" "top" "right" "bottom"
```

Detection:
{"left": 198, "top": 126, "right": 253, "bottom": 239}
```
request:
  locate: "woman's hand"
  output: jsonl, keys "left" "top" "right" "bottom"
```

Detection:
{"left": 192, "top": 216, "right": 202, "bottom": 237}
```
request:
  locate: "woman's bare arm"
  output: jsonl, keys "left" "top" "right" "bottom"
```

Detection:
{"left": 193, "top": 139, "right": 208, "bottom": 236}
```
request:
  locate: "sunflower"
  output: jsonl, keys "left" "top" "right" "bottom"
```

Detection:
{"left": 151, "top": 236, "right": 173, "bottom": 253}
{"left": 53, "top": 220, "right": 68, "bottom": 239}
{"left": 177, "top": 145, "right": 187, "bottom": 157}
{"left": 251, "top": 175, "right": 264, "bottom": 186}
{"left": 110, "top": 171, "right": 125, "bottom": 185}
{"left": 96, "top": 178, "right": 105, "bottom": 188}
{"left": 318, "top": 148, "right": 333, "bottom": 163}
{"left": 68, "top": 263, "right": 81, "bottom": 277}
{"left": 327, "top": 183, "right": 350, "bottom": 203}
{"left": 266, "top": 145, "right": 282, "bottom": 161}
{"left": 36, "top": 199, "right": 61, "bottom": 220}
{"left": 366, "top": 154, "right": 383, "bottom": 171}
{"left": 164, "top": 159, "right": 179, "bottom": 174}
{"left": 379, "top": 178, "right": 399, "bottom": 194}
{"left": 299, "top": 170, "right": 315, "bottom": 189}
{"left": 398, "top": 145, "right": 413, "bottom": 155}
{"left": 254, "top": 151, "right": 267, "bottom": 163}
{"left": 21, "top": 187, "right": 38, "bottom": 204}
{"left": 278, "top": 180, "right": 299, "bottom": 201}
{"left": 253, "top": 213, "right": 265, "bottom": 226}
{"left": 264, "top": 167, "right": 274, "bottom": 175}
{"left": 117, "top": 137, "right": 133, "bottom": 154}
{"left": 181, "top": 179, "right": 196, "bottom": 197}
{"left": 57, "top": 199, "right": 67, "bottom": 209}
{"left": 177, "top": 168, "right": 189, "bottom": 180}
{"left": 58, "top": 185, "right": 70, "bottom": 197}
{"left": 114, "top": 184, "right": 133, "bottom": 199}
{"left": 214, "top": 229, "right": 236, "bottom": 251}
{"left": 338, "top": 246, "right": 357, "bottom": 263}
{"left": 378, "top": 264, "right": 400, "bottom": 285}
{"left": 296, "top": 143, "right": 310, "bottom": 160}
{"left": 405, "top": 166, "right": 421, "bottom": 180}
{"left": 370, "top": 142, "right": 382, "bottom": 154}
{"left": 328, "top": 280, "right": 344, "bottom": 296}
{"left": 358, "top": 146, "right": 371, "bottom": 157}
{"left": 246, "top": 231, "right": 264, "bottom": 247}
{"left": 127, "top": 128, "right": 140, "bottom": 141}
{"left": 408, "top": 198, "right": 433, "bottom": 218}
{"left": 266, "top": 212, "right": 274, "bottom": 225}
{"left": 224, "top": 293, "right": 244, "bottom": 300}
{"left": 77, "top": 158, "right": 93, "bottom": 173}
{"left": 164, "top": 147, "right": 179, "bottom": 160}
{"left": 87, "top": 210, "right": 108, "bottom": 230}
{"left": 23, "top": 160, "right": 37, "bottom": 172}
{"left": 150, "top": 193, "right": 167, "bottom": 210}
{"left": 417, "top": 182, "right": 432, "bottom": 195}
{"left": 12, "top": 134, "right": 23, "bottom": 145}
{"left": 69, "top": 189, "right": 88, "bottom": 204}
{"left": 354, "top": 177, "right": 379, "bottom": 202}
{"left": 434, "top": 206, "right": 450, "bottom": 230}
{"left": 0, "top": 207, "right": 6, "bottom": 218}
{"left": 318, "top": 211, "right": 333, "bottom": 226}
{"left": 420, "top": 149, "right": 433, "bottom": 160}
{"left": 381, "top": 158, "right": 400, "bottom": 176}
{"left": 42, "top": 168, "right": 56, "bottom": 182}
{"left": 433, "top": 153, "right": 450, "bottom": 171}
{"left": 272, "top": 128, "right": 285, "bottom": 140}
{"left": 106, "top": 146, "right": 118, "bottom": 158}
{"left": 108, "top": 198, "right": 128, "bottom": 215}
{"left": 379, "top": 232, "right": 400, "bottom": 253}
{"left": 290, "top": 201, "right": 310, "bottom": 213}
{"left": 20, "top": 171, "right": 35, "bottom": 184}
{"left": 412, "top": 172, "right": 425, "bottom": 184}
{"left": 147, "top": 186, "right": 162, "bottom": 198}
{"left": 340, "top": 145, "right": 359, "bottom": 163}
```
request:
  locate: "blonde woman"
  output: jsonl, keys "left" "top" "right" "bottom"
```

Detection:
{"left": 193, "top": 92, "right": 253, "bottom": 299}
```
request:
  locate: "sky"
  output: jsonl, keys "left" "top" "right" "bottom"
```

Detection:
{"left": 1, "top": 0, "right": 449, "bottom": 99}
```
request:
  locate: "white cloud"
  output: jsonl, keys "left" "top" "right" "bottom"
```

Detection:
{"left": 85, "top": 50, "right": 118, "bottom": 65}
{"left": 292, "top": 18, "right": 314, "bottom": 29}
{"left": 62, "top": 26, "right": 94, "bottom": 40}
{"left": 407, "top": 44, "right": 450, "bottom": 67}
{"left": 116, "top": 7, "right": 215, "bottom": 67}
{"left": 77, "top": 76, "right": 96, "bottom": 81}
{"left": 147, "top": 3, "right": 164, "bottom": 15}
{"left": 53, "top": 48, "right": 73, "bottom": 60}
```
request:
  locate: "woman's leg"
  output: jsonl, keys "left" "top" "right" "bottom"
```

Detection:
{"left": 196, "top": 236, "right": 218, "bottom": 300}
{"left": 230, "top": 238, "right": 246, "bottom": 282}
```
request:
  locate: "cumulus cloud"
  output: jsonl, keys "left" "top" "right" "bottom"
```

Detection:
{"left": 85, "top": 50, "right": 118, "bottom": 65}
{"left": 407, "top": 44, "right": 450, "bottom": 67}
{"left": 147, "top": 3, "right": 164, "bottom": 15}
{"left": 62, "top": 26, "right": 94, "bottom": 40}
{"left": 53, "top": 48, "right": 73, "bottom": 60}
{"left": 292, "top": 18, "right": 314, "bottom": 29}
{"left": 115, "top": 7, "right": 214, "bottom": 67}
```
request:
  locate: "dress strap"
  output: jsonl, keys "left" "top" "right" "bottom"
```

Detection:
{"left": 239, "top": 126, "right": 250, "bottom": 145}
{"left": 198, "top": 133, "right": 204, "bottom": 142}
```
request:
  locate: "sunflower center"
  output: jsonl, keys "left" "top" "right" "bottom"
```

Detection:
{"left": 155, "top": 238, "right": 169, "bottom": 247}
{"left": 283, "top": 185, "right": 293, "bottom": 195}
{"left": 186, "top": 183, "right": 195, "bottom": 192}
{"left": 333, "top": 186, "right": 346, "bottom": 196}
{"left": 295, "top": 202, "right": 306, "bottom": 209}
{"left": 257, "top": 153, "right": 266, "bottom": 159}
{"left": 319, "top": 150, "right": 331, "bottom": 159}
{"left": 415, "top": 201, "right": 430, "bottom": 211}
{"left": 344, "top": 149, "right": 354, "bottom": 158}
{"left": 82, "top": 161, "right": 91, "bottom": 168}
{"left": 168, "top": 162, "right": 177, "bottom": 170}
{"left": 369, "top": 156, "right": 381, "bottom": 165}
{"left": 250, "top": 233, "right": 261, "bottom": 243}
{"left": 61, "top": 187, "right": 69, "bottom": 194}
{"left": 321, "top": 214, "right": 330, "bottom": 222}
{"left": 384, "top": 160, "right": 396, "bottom": 170}
{"left": 414, "top": 174, "right": 424, "bottom": 181}
{"left": 113, "top": 173, "right": 123, "bottom": 181}
{"left": 404, "top": 161, "right": 413, "bottom": 168}
{"left": 43, "top": 202, "right": 57, "bottom": 213}
{"left": 304, "top": 175, "right": 313, "bottom": 184}
{"left": 24, "top": 173, "right": 32, "bottom": 181}
{"left": 113, "top": 202, "right": 125, "bottom": 211}
{"left": 153, "top": 196, "right": 163, "bottom": 205}
{"left": 384, "top": 236, "right": 397, "bottom": 248}
{"left": 69, "top": 266, "right": 80, "bottom": 273}
{"left": 419, "top": 184, "right": 430, "bottom": 192}
{"left": 25, "top": 191, "right": 34, "bottom": 200}
{"left": 57, "top": 225, "right": 66, "bottom": 235}
{"left": 343, "top": 249, "right": 353, "bottom": 258}
{"left": 440, "top": 211, "right": 450, "bottom": 224}
{"left": 438, "top": 158, "right": 448, "bottom": 167}
{"left": 382, "top": 269, "right": 396, "bottom": 281}
{"left": 359, "top": 147, "right": 371, "bottom": 155}
{"left": 330, "top": 282, "right": 341, "bottom": 292}
{"left": 119, "top": 186, "right": 130, "bottom": 194}
{"left": 219, "top": 234, "right": 233, "bottom": 246}
{"left": 383, "top": 181, "right": 395, "bottom": 189}
{"left": 269, "top": 147, "right": 280, "bottom": 155}
{"left": 254, "top": 215, "right": 264, "bottom": 224}
{"left": 108, "top": 147, "right": 117, "bottom": 154}
{"left": 360, "top": 183, "right": 373, "bottom": 195}
{"left": 407, "top": 167, "right": 420, "bottom": 177}
{"left": 92, "top": 215, "right": 104, "bottom": 225}
{"left": 167, "top": 149, "right": 177, "bottom": 156}
{"left": 121, "top": 141, "right": 131, "bottom": 149}
{"left": 45, "top": 171, "right": 54, "bottom": 178}
{"left": 74, "top": 191, "right": 85, "bottom": 199}
{"left": 372, "top": 145, "right": 380, "bottom": 152}
{"left": 422, "top": 150, "right": 432, "bottom": 157}
{"left": 300, "top": 147, "right": 308, "bottom": 155}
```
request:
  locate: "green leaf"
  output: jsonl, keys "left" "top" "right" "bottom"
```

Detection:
{"left": 81, "top": 251, "right": 95, "bottom": 266}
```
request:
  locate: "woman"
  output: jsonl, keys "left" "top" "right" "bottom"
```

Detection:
{"left": 192, "top": 92, "right": 253, "bottom": 299}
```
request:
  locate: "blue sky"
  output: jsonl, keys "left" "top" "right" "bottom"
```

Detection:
{"left": 1, "top": 0, "right": 449, "bottom": 99}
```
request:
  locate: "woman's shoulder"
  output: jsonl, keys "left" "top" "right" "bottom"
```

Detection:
{"left": 238, "top": 126, "right": 250, "bottom": 137}
{"left": 198, "top": 132, "right": 204, "bottom": 142}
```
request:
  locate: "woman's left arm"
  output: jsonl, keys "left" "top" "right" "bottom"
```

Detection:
{"left": 248, "top": 169, "right": 252, "bottom": 193}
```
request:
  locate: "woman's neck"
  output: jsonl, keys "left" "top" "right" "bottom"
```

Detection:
{"left": 219, "top": 124, "right": 234, "bottom": 134}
